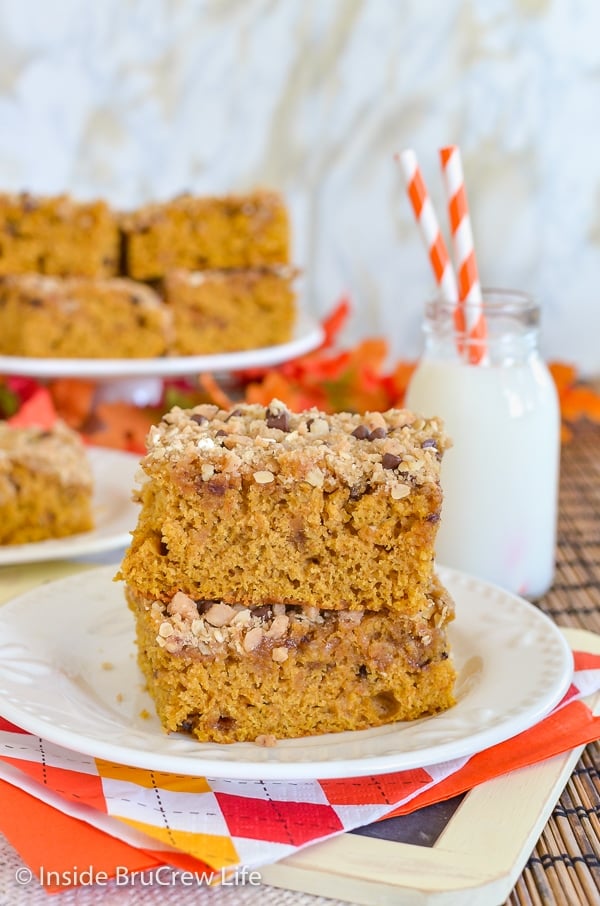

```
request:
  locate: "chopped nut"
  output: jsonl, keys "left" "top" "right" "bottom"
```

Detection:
{"left": 168, "top": 591, "right": 198, "bottom": 620}
{"left": 272, "top": 646, "right": 289, "bottom": 663}
{"left": 368, "top": 411, "right": 387, "bottom": 430}
{"left": 255, "top": 734, "right": 278, "bottom": 747}
{"left": 308, "top": 417, "right": 329, "bottom": 436}
{"left": 201, "top": 463, "right": 215, "bottom": 480}
{"left": 204, "top": 602, "right": 236, "bottom": 627}
{"left": 232, "top": 608, "right": 252, "bottom": 626}
{"left": 267, "top": 614, "right": 290, "bottom": 638}
{"left": 391, "top": 483, "right": 411, "bottom": 499}
{"left": 158, "top": 621, "right": 174, "bottom": 638}
{"left": 338, "top": 611, "right": 363, "bottom": 624}
{"left": 243, "top": 626, "right": 264, "bottom": 651}
{"left": 253, "top": 470, "right": 275, "bottom": 484}
{"left": 305, "top": 468, "right": 324, "bottom": 488}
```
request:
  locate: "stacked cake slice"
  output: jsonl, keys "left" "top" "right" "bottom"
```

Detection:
{"left": 118, "top": 400, "right": 456, "bottom": 743}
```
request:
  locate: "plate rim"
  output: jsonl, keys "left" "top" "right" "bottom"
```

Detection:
{"left": 0, "top": 312, "right": 324, "bottom": 379}
{"left": 0, "top": 447, "right": 139, "bottom": 565}
{"left": 0, "top": 565, "right": 573, "bottom": 780}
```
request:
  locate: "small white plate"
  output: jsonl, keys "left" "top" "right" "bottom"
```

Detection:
{"left": 0, "top": 566, "right": 572, "bottom": 779}
{"left": 0, "top": 448, "right": 139, "bottom": 565}
{"left": 0, "top": 313, "right": 324, "bottom": 380}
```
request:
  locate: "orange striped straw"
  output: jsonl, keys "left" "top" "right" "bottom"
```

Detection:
{"left": 439, "top": 145, "right": 487, "bottom": 364}
{"left": 396, "top": 149, "right": 458, "bottom": 303}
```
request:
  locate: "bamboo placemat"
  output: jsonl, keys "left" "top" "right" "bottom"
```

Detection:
{"left": 507, "top": 420, "right": 600, "bottom": 906}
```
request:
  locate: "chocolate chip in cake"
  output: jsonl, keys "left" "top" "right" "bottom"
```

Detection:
{"left": 368, "top": 427, "right": 387, "bottom": 441}
{"left": 190, "top": 413, "right": 208, "bottom": 425}
{"left": 266, "top": 408, "right": 291, "bottom": 432}
{"left": 19, "top": 192, "right": 37, "bottom": 212}
{"left": 351, "top": 424, "right": 370, "bottom": 439}
{"left": 422, "top": 438, "right": 438, "bottom": 450}
{"left": 178, "top": 719, "right": 194, "bottom": 732}
{"left": 225, "top": 408, "right": 244, "bottom": 420}
{"left": 206, "top": 478, "right": 227, "bottom": 496}
{"left": 382, "top": 452, "right": 402, "bottom": 470}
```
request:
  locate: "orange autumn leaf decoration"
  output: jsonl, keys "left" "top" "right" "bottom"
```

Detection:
{"left": 197, "top": 373, "right": 233, "bottom": 411}
{"left": 48, "top": 378, "right": 97, "bottom": 430}
{"left": 7, "top": 387, "right": 57, "bottom": 430}
{"left": 548, "top": 362, "right": 600, "bottom": 442}
{"left": 81, "top": 402, "right": 157, "bottom": 454}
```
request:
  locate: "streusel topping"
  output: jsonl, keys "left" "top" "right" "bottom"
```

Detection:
{"left": 142, "top": 399, "right": 449, "bottom": 494}
{"left": 0, "top": 421, "right": 93, "bottom": 491}
{"left": 148, "top": 587, "right": 453, "bottom": 664}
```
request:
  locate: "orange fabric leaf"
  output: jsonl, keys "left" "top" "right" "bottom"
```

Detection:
{"left": 81, "top": 402, "right": 156, "bottom": 454}
{"left": 549, "top": 361, "right": 577, "bottom": 392}
{"left": 561, "top": 385, "right": 600, "bottom": 423}
{"left": 320, "top": 296, "right": 351, "bottom": 347}
{"left": 198, "top": 373, "right": 233, "bottom": 410}
{"left": 389, "top": 361, "right": 417, "bottom": 403}
{"left": 48, "top": 378, "right": 97, "bottom": 429}
{"left": 349, "top": 338, "right": 388, "bottom": 371}
{"left": 7, "top": 387, "right": 57, "bottom": 430}
{"left": 245, "top": 372, "right": 326, "bottom": 412}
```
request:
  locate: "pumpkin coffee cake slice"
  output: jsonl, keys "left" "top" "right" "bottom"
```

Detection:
{"left": 118, "top": 399, "right": 456, "bottom": 742}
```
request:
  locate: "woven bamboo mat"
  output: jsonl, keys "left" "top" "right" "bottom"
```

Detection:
{"left": 507, "top": 420, "right": 600, "bottom": 906}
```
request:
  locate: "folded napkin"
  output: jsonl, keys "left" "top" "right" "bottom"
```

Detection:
{"left": 1, "top": 648, "right": 600, "bottom": 894}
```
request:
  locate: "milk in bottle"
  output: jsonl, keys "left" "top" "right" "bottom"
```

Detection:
{"left": 405, "top": 289, "right": 560, "bottom": 598}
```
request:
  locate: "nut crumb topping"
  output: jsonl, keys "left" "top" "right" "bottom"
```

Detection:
{"left": 0, "top": 420, "right": 93, "bottom": 494}
{"left": 149, "top": 588, "right": 453, "bottom": 659}
{"left": 143, "top": 400, "right": 449, "bottom": 497}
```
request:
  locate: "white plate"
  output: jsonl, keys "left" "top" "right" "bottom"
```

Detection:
{"left": 0, "top": 313, "right": 324, "bottom": 380}
{"left": 0, "top": 448, "right": 139, "bottom": 565}
{"left": 0, "top": 566, "right": 572, "bottom": 780}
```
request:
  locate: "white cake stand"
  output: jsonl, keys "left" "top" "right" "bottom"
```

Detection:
{"left": 0, "top": 313, "right": 324, "bottom": 404}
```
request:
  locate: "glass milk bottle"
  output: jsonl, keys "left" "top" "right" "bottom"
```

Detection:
{"left": 405, "top": 289, "right": 560, "bottom": 598}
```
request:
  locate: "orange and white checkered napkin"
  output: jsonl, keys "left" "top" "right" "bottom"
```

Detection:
{"left": 1, "top": 652, "right": 600, "bottom": 892}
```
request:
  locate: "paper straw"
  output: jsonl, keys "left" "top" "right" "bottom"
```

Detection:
{"left": 439, "top": 145, "right": 487, "bottom": 364}
{"left": 396, "top": 150, "right": 458, "bottom": 303}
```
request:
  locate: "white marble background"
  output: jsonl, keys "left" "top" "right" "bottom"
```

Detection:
{"left": 0, "top": 0, "right": 598, "bottom": 373}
